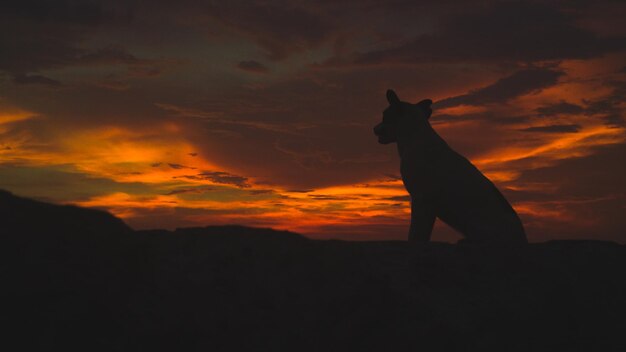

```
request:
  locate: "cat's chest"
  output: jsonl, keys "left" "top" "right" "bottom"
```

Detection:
{"left": 400, "top": 156, "right": 439, "bottom": 194}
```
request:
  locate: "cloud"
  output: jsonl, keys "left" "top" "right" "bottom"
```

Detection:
{"left": 435, "top": 68, "right": 564, "bottom": 108}
{"left": 0, "top": 3, "right": 171, "bottom": 83}
{"left": 167, "top": 163, "right": 196, "bottom": 170}
{"left": 535, "top": 101, "right": 585, "bottom": 116}
{"left": 236, "top": 60, "right": 269, "bottom": 74}
{"left": 307, "top": 194, "right": 358, "bottom": 201}
{"left": 248, "top": 189, "right": 274, "bottom": 195}
{"left": 332, "top": 2, "right": 625, "bottom": 66}
{"left": 273, "top": 141, "right": 334, "bottom": 169}
{"left": 385, "top": 195, "right": 411, "bottom": 202}
{"left": 583, "top": 80, "right": 626, "bottom": 125}
{"left": 285, "top": 189, "right": 314, "bottom": 193}
{"left": 0, "top": 0, "right": 119, "bottom": 25}
{"left": 197, "top": 171, "right": 250, "bottom": 188}
{"left": 0, "top": 1, "right": 124, "bottom": 74}
{"left": 203, "top": 1, "right": 333, "bottom": 60}
{"left": 509, "top": 142, "right": 626, "bottom": 241}
{"left": 155, "top": 103, "right": 305, "bottom": 134}
{"left": 0, "top": 164, "right": 155, "bottom": 202}
{"left": 0, "top": 101, "right": 38, "bottom": 130}
{"left": 520, "top": 124, "right": 582, "bottom": 133}
{"left": 176, "top": 171, "right": 251, "bottom": 188}
{"left": 12, "top": 74, "right": 62, "bottom": 87}
{"left": 165, "top": 187, "right": 216, "bottom": 196}
{"left": 75, "top": 45, "right": 145, "bottom": 65}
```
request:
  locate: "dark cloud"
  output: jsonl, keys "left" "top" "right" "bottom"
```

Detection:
{"left": 336, "top": 2, "right": 625, "bottom": 66}
{"left": 285, "top": 189, "right": 314, "bottom": 193}
{"left": 0, "top": 165, "right": 154, "bottom": 202}
{"left": 534, "top": 91, "right": 625, "bottom": 126}
{"left": 520, "top": 124, "right": 582, "bottom": 133}
{"left": 74, "top": 45, "right": 145, "bottom": 65}
{"left": 248, "top": 189, "right": 275, "bottom": 195}
{"left": 307, "top": 194, "right": 357, "bottom": 201}
{"left": 0, "top": 2, "right": 167, "bottom": 82}
{"left": 167, "top": 163, "right": 196, "bottom": 170}
{"left": 175, "top": 171, "right": 251, "bottom": 188}
{"left": 197, "top": 171, "right": 250, "bottom": 188}
{"left": 12, "top": 74, "right": 61, "bottom": 87}
{"left": 536, "top": 101, "right": 585, "bottom": 116}
{"left": 385, "top": 195, "right": 411, "bottom": 202}
{"left": 434, "top": 70, "right": 623, "bottom": 127}
{"left": 0, "top": 0, "right": 112, "bottom": 25}
{"left": 0, "top": 25, "right": 81, "bottom": 74}
{"left": 236, "top": 60, "right": 269, "bottom": 74}
{"left": 165, "top": 187, "right": 215, "bottom": 195}
{"left": 433, "top": 112, "right": 532, "bottom": 125}
{"left": 273, "top": 141, "right": 334, "bottom": 169}
{"left": 172, "top": 62, "right": 509, "bottom": 189}
{"left": 435, "top": 68, "right": 564, "bottom": 108}
{"left": 519, "top": 142, "right": 626, "bottom": 198}
{"left": 203, "top": 1, "right": 333, "bottom": 61}
{"left": 510, "top": 142, "right": 626, "bottom": 241}
{"left": 1, "top": 1, "right": 112, "bottom": 73}
{"left": 383, "top": 174, "right": 402, "bottom": 181}
{"left": 91, "top": 78, "right": 131, "bottom": 91}
{"left": 583, "top": 80, "right": 626, "bottom": 126}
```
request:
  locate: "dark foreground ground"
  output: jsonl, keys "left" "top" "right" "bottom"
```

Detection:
{"left": 2, "top": 190, "right": 625, "bottom": 351}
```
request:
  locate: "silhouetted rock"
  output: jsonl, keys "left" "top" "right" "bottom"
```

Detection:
{"left": 1, "top": 190, "right": 625, "bottom": 351}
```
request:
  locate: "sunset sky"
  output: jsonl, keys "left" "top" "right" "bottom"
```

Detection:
{"left": 1, "top": 0, "right": 625, "bottom": 242}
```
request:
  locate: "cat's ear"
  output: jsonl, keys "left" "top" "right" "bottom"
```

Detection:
{"left": 416, "top": 99, "right": 433, "bottom": 119}
{"left": 386, "top": 89, "right": 401, "bottom": 105}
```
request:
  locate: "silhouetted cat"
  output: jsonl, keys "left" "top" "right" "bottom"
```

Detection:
{"left": 374, "top": 90, "right": 527, "bottom": 244}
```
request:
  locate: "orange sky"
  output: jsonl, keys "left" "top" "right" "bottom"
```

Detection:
{"left": 1, "top": 1, "right": 625, "bottom": 242}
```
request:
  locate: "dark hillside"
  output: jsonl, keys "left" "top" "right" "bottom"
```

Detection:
{"left": 1, "top": 190, "right": 625, "bottom": 351}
